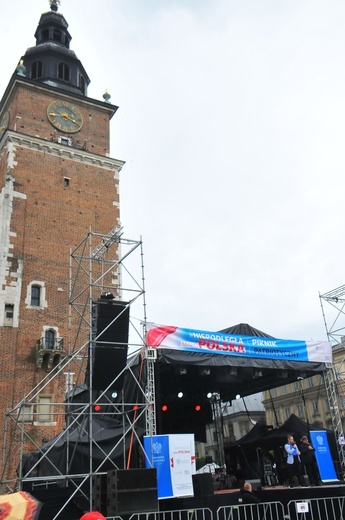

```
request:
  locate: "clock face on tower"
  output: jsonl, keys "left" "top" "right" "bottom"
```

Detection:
{"left": 47, "top": 100, "right": 83, "bottom": 133}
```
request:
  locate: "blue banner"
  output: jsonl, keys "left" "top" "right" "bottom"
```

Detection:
{"left": 146, "top": 323, "right": 332, "bottom": 363}
{"left": 310, "top": 430, "right": 338, "bottom": 482}
{"left": 144, "top": 435, "right": 173, "bottom": 499}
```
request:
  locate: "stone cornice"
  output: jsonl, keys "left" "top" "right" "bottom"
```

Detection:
{"left": 5, "top": 131, "right": 125, "bottom": 171}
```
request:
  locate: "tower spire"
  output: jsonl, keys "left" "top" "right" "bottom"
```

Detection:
{"left": 49, "top": 0, "right": 60, "bottom": 12}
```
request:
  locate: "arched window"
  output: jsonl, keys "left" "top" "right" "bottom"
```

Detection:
{"left": 79, "top": 75, "right": 85, "bottom": 95}
{"left": 53, "top": 29, "right": 62, "bottom": 42}
{"left": 58, "top": 62, "right": 69, "bottom": 81}
{"left": 31, "top": 285, "right": 41, "bottom": 307}
{"left": 26, "top": 281, "right": 47, "bottom": 309}
{"left": 45, "top": 329, "right": 55, "bottom": 349}
{"left": 41, "top": 29, "right": 49, "bottom": 42}
{"left": 31, "top": 61, "right": 42, "bottom": 79}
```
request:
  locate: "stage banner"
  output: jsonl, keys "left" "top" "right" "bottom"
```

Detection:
{"left": 309, "top": 430, "right": 338, "bottom": 482}
{"left": 144, "top": 434, "right": 195, "bottom": 499}
{"left": 146, "top": 323, "right": 332, "bottom": 363}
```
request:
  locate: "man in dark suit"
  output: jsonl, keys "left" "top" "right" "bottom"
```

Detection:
{"left": 299, "top": 435, "right": 322, "bottom": 486}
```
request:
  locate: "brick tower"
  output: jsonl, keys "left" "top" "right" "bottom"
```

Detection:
{"left": 0, "top": 1, "right": 124, "bottom": 483}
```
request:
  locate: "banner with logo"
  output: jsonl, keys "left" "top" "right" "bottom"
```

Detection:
{"left": 309, "top": 430, "right": 338, "bottom": 482}
{"left": 146, "top": 323, "right": 332, "bottom": 363}
{"left": 144, "top": 434, "right": 195, "bottom": 499}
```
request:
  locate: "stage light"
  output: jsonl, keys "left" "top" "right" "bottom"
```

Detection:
{"left": 195, "top": 405, "right": 201, "bottom": 412}
{"left": 162, "top": 404, "right": 168, "bottom": 412}
{"left": 207, "top": 392, "right": 213, "bottom": 399}
{"left": 94, "top": 404, "right": 102, "bottom": 412}
{"left": 179, "top": 367, "right": 187, "bottom": 375}
{"left": 253, "top": 369, "right": 263, "bottom": 378}
{"left": 111, "top": 391, "right": 118, "bottom": 398}
{"left": 199, "top": 368, "right": 210, "bottom": 376}
{"left": 177, "top": 392, "right": 183, "bottom": 398}
{"left": 236, "top": 394, "right": 241, "bottom": 400}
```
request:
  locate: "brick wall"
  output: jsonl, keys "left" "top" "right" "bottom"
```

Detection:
{"left": 0, "top": 80, "right": 122, "bottom": 482}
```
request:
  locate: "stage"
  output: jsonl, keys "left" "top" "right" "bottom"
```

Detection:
{"left": 160, "top": 481, "right": 345, "bottom": 514}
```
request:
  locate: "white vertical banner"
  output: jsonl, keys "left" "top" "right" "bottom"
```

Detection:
{"left": 169, "top": 434, "right": 196, "bottom": 497}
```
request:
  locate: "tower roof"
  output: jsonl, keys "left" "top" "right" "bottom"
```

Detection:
{"left": 19, "top": 1, "right": 90, "bottom": 96}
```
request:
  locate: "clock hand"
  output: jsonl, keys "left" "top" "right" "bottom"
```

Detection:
{"left": 65, "top": 114, "right": 77, "bottom": 123}
{"left": 49, "top": 111, "right": 77, "bottom": 124}
{"left": 58, "top": 112, "right": 77, "bottom": 123}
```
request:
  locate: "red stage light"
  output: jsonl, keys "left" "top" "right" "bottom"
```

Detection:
{"left": 94, "top": 404, "right": 101, "bottom": 412}
{"left": 162, "top": 404, "right": 168, "bottom": 412}
{"left": 195, "top": 405, "right": 201, "bottom": 412}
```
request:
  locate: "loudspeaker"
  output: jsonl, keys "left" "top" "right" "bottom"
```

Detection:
{"left": 192, "top": 473, "right": 214, "bottom": 497}
{"left": 91, "top": 300, "right": 129, "bottom": 391}
{"left": 107, "top": 468, "right": 158, "bottom": 515}
{"left": 92, "top": 474, "right": 107, "bottom": 515}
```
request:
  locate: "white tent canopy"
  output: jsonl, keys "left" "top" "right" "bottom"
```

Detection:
{"left": 196, "top": 462, "right": 220, "bottom": 474}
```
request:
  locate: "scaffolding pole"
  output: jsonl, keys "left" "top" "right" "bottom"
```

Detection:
{"left": 0, "top": 228, "right": 152, "bottom": 519}
{"left": 320, "top": 285, "right": 345, "bottom": 478}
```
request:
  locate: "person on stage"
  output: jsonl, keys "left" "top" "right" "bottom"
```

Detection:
{"left": 284, "top": 434, "right": 306, "bottom": 487}
{"left": 299, "top": 435, "right": 322, "bottom": 486}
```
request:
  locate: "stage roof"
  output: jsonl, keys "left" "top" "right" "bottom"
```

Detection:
{"left": 149, "top": 323, "right": 327, "bottom": 402}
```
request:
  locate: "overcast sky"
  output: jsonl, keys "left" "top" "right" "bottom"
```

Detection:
{"left": 2, "top": 0, "right": 345, "bottom": 343}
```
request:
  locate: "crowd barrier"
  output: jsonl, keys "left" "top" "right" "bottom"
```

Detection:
{"left": 105, "top": 495, "right": 345, "bottom": 520}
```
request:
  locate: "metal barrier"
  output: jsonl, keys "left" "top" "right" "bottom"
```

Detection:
{"left": 105, "top": 497, "right": 345, "bottom": 520}
{"left": 107, "top": 508, "right": 213, "bottom": 520}
{"left": 287, "top": 496, "right": 345, "bottom": 520}
{"left": 217, "top": 501, "right": 285, "bottom": 520}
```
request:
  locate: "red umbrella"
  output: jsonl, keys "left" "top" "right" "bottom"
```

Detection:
{"left": 0, "top": 491, "right": 42, "bottom": 520}
{"left": 80, "top": 513, "right": 107, "bottom": 520}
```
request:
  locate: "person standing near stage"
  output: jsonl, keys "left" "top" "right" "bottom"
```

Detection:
{"left": 238, "top": 482, "right": 261, "bottom": 504}
{"left": 284, "top": 434, "right": 306, "bottom": 487}
{"left": 299, "top": 435, "right": 322, "bottom": 486}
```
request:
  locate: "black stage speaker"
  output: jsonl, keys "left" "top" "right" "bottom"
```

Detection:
{"left": 107, "top": 468, "right": 158, "bottom": 516}
{"left": 192, "top": 473, "right": 214, "bottom": 497}
{"left": 92, "top": 474, "right": 107, "bottom": 515}
{"left": 91, "top": 300, "right": 129, "bottom": 391}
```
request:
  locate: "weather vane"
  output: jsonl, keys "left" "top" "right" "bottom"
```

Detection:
{"left": 49, "top": 0, "right": 61, "bottom": 12}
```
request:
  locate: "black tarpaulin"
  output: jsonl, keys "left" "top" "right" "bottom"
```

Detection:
{"left": 153, "top": 323, "right": 325, "bottom": 402}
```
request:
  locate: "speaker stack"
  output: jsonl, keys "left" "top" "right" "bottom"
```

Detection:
{"left": 91, "top": 474, "right": 107, "bottom": 513}
{"left": 90, "top": 298, "right": 130, "bottom": 392}
{"left": 107, "top": 468, "right": 158, "bottom": 516}
{"left": 192, "top": 473, "right": 214, "bottom": 497}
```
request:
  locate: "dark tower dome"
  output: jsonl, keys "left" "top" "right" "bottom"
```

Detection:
{"left": 19, "top": 1, "right": 90, "bottom": 96}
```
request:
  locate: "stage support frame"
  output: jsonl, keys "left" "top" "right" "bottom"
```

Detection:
{"left": 0, "top": 227, "right": 156, "bottom": 519}
{"left": 320, "top": 284, "right": 345, "bottom": 478}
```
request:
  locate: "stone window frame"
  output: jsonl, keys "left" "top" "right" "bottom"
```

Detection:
{"left": 25, "top": 281, "right": 47, "bottom": 309}
{"left": 18, "top": 403, "right": 34, "bottom": 423}
{"left": 34, "top": 394, "right": 56, "bottom": 426}
{"left": 4, "top": 304, "right": 14, "bottom": 326}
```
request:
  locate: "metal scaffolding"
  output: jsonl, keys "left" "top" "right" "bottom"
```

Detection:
{"left": 0, "top": 227, "right": 156, "bottom": 518}
{"left": 319, "top": 284, "right": 345, "bottom": 478}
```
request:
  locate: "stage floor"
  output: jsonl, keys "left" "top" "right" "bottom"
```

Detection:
{"left": 160, "top": 481, "right": 345, "bottom": 513}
